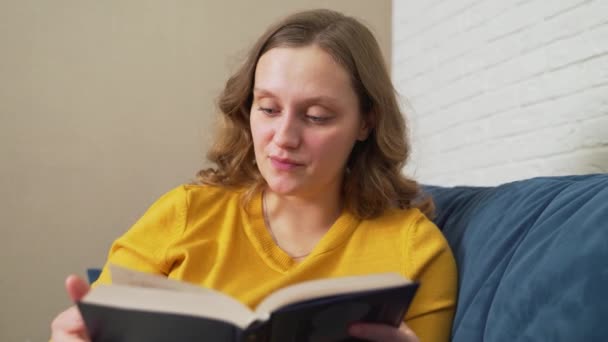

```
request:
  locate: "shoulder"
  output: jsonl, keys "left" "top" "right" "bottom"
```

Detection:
{"left": 180, "top": 183, "right": 244, "bottom": 211}
{"left": 153, "top": 183, "right": 243, "bottom": 206}
{"left": 365, "top": 207, "right": 452, "bottom": 272}
{"left": 380, "top": 207, "right": 449, "bottom": 254}
{"left": 358, "top": 207, "right": 444, "bottom": 249}
{"left": 108, "top": 184, "right": 246, "bottom": 266}
{"left": 392, "top": 209, "right": 454, "bottom": 282}
{"left": 130, "top": 183, "right": 244, "bottom": 232}
{"left": 364, "top": 207, "right": 434, "bottom": 234}
{"left": 390, "top": 208, "right": 445, "bottom": 245}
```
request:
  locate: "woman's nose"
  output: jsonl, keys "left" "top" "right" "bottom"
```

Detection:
{"left": 273, "top": 113, "right": 301, "bottom": 149}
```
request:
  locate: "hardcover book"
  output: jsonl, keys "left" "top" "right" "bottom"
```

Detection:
{"left": 78, "top": 265, "right": 419, "bottom": 341}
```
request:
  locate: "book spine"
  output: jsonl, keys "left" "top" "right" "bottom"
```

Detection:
{"left": 241, "top": 320, "right": 271, "bottom": 342}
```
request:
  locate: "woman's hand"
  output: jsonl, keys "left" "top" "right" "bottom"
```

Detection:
{"left": 349, "top": 322, "right": 419, "bottom": 342}
{"left": 50, "top": 275, "right": 91, "bottom": 342}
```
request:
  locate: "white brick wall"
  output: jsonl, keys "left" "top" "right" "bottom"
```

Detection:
{"left": 393, "top": 0, "right": 608, "bottom": 186}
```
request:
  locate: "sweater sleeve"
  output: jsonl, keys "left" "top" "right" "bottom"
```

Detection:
{"left": 92, "top": 186, "right": 188, "bottom": 287}
{"left": 403, "top": 211, "right": 458, "bottom": 342}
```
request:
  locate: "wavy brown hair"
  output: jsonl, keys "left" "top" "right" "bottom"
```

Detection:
{"left": 196, "top": 9, "right": 434, "bottom": 219}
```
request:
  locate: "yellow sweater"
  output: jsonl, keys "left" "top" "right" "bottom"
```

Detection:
{"left": 95, "top": 184, "right": 457, "bottom": 341}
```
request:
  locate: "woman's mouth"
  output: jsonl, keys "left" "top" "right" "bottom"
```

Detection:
{"left": 269, "top": 157, "right": 302, "bottom": 171}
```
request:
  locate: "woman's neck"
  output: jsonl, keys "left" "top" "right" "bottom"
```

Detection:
{"left": 263, "top": 187, "right": 343, "bottom": 258}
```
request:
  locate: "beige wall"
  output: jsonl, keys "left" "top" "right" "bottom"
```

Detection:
{"left": 0, "top": 1, "right": 390, "bottom": 340}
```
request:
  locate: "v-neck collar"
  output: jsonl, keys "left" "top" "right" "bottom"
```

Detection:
{"left": 242, "top": 190, "right": 360, "bottom": 273}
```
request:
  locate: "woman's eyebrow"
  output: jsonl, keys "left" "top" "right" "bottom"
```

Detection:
{"left": 253, "top": 88, "right": 276, "bottom": 98}
{"left": 303, "top": 95, "right": 340, "bottom": 107}
{"left": 253, "top": 88, "right": 339, "bottom": 106}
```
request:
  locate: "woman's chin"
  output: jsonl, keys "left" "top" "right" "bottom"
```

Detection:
{"left": 265, "top": 181, "right": 306, "bottom": 197}
{"left": 266, "top": 185, "right": 299, "bottom": 196}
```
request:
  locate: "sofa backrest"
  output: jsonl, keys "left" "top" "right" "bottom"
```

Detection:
{"left": 426, "top": 174, "right": 608, "bottom": 342}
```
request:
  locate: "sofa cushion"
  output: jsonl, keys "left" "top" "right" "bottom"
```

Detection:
{"left": 425, "top": 174, "right": 608, "bottom": 342}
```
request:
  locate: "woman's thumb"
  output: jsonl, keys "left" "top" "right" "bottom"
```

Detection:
{"left": 65, "top": 275, "right": 90, "bottom": 302}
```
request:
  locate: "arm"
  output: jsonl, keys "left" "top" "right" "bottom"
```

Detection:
{"left": 50, "top": 186, "right": 188, "bottom": 341}
{"left": 94, "top": 185, "right": 188, "bottom": 286}
{"left": 403, "top": 212, "right": 458, "bottom": 342}
{"left": 349, "top": 211, "right": 457, "bottom": 342}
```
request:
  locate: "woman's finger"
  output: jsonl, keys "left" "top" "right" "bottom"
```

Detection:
{"left": 65, "top": 275, "right": 90, "bottom": 302}
{"left": 348, "top": 322, "right": 419, "bottom": 342}
{"left": 51, "top": 329, "right": 90, "bottom": 342}
{"left": 51, "top": 306, "right": 85, "bottom": 332}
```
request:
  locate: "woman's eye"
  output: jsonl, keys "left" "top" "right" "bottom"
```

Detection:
{"left": 306, "top": 115, "right": 330, "bottom": 123}
{"left": 258, "top": 107, "right": 276, "bottom": 115}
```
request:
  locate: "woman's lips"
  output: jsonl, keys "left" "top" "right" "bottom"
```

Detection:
{"left": 269, "top": 157, "right": 302, "bottom": 171}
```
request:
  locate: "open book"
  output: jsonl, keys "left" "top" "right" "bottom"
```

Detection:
{"left": 77, "top": 265, "right": 419, "bottom": 342}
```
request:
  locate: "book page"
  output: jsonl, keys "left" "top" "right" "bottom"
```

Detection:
{"left": 84, "top": 285, "right": 257, "bottom": 329}
{"left": 82, "top": 265, "right": 259, "bottom": 328}
{"left": 255, "top": 273, "right": 411, "bottom": 315}
{"left": 109, "top": 264, "right": 211, "bottom": 293}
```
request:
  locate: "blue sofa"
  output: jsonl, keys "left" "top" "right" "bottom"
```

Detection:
{"left": 426, "top": 174, "right": 608, "bottom": 342}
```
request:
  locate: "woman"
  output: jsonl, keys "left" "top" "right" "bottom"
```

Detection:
{"left": 51, "top": 9, "right": 457, "bottom": 342}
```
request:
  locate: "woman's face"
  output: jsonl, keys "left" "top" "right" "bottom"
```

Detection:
{"left": 250, "top": 45, "right": 370, "bottom": 198}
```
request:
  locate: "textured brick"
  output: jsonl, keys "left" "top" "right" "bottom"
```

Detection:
{"left": 394, "top": 0, "right": 608, "bottom": 185}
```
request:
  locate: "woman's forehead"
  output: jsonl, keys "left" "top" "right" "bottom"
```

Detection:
{"left": 254, "top": 46, "right": 356, "bottom": 103}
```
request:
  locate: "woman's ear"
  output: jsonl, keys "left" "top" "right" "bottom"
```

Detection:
{"left": 357, "top": 112, "right": 374, "bottom": 141}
